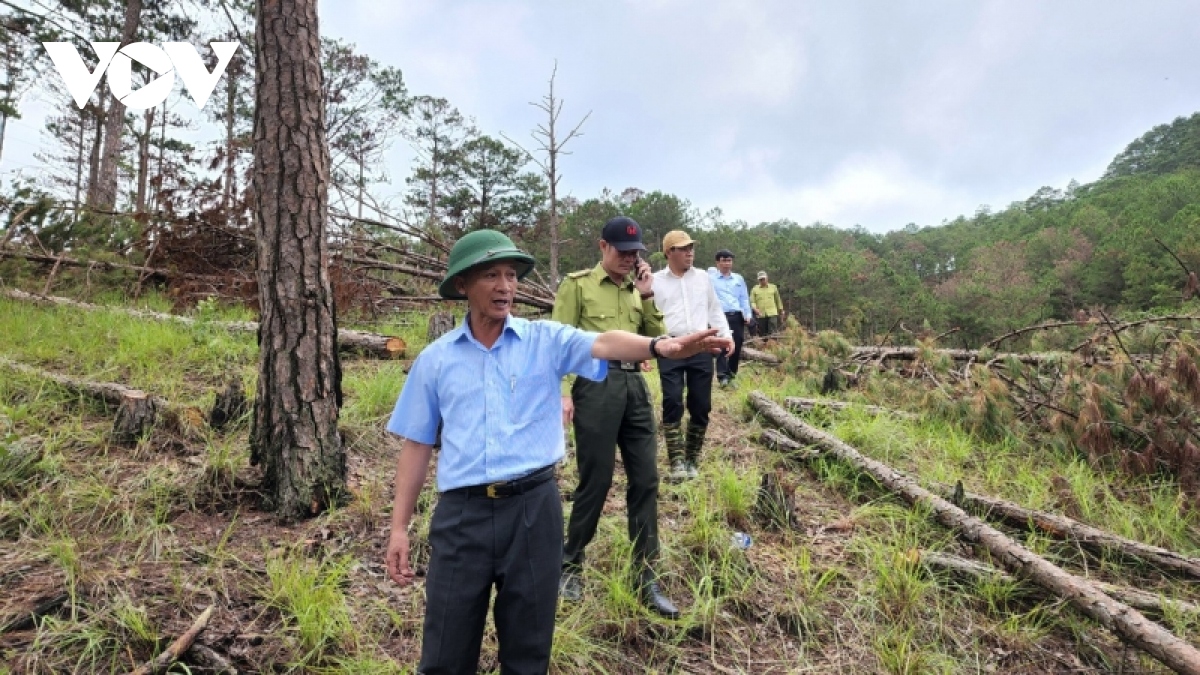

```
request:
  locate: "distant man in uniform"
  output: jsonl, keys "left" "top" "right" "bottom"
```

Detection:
{"left": 751, "top": 270, "right": 786, "bottom": 337}
{"left": 386, "top": 229, "right": 730, "bottom": 673}
{"left": 554, "top": 217, "right": 728, "bottom": 618}
{"left": 653, "top": 230, "right": 731, "bottom": 480}
{"left": 708, "top": 248, "right": 752, "bottom": 387}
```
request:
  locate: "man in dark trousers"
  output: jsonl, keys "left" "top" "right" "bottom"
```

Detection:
{"left": 653, "top": 230, "right": 731, "bottom": 480}
{"left": 386, "top": 229, "right": 730, "bottom": 673}
{"left": 554, "top": 216, "right": 722, "bottom": 619}
{"left": 708, "top": 248, "right": 751, "bottom": 387}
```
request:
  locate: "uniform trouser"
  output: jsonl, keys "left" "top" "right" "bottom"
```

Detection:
{"left": 716, "top": 312, "right": 745, "bottom": 379}
{"left": 419, "top": 477, "right": 561, "bottom": 675}
{"left": 762, "top": 314, "right": 780, "bottom": 336}
{"left": 564, "top": 370, "right": 660, "bottom": 568}
{"left": 658, "top": 352, "right": 713, "bottom": 428}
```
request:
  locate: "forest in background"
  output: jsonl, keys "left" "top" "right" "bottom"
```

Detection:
{"left": 1, "top": 0, "right": 1199, "bottom": 348}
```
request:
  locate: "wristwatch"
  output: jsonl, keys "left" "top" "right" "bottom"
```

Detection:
{"left": 648, "top": 336, "right": 665, "bottom": 358}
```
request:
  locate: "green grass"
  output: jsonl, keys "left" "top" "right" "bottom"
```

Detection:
{"left": 3, "top": 300, "right": 1199, "bottom": 673}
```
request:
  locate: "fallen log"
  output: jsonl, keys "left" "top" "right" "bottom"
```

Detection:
{"left": 934, "top": 484, "right": 1200, "bottom": 580}
{"left": 785, "top": 396, "right": 918, "bottom": 420}
{"left": 3, "top": 289, "right": 405, "bottom": 359}
{"left": 920, "top": 550, "right": 1200, "bottom": 617}
{"left": 742, "top": 346, "right": 780, "bottom": 365}
{"left": 0, "top": 249, "right": 174, "bottom": 279}
{"left": 126, "top": 604, "right": 214, "bottom": 675}
{"left": 748, "top": 389, "right": 1200, "bottom": 675}
{"left": 757, "top": 428, "right": 820, "bottom": 460}
{"left": 848, "top": 346, "right": 1067, "bottom": 366}
{"left": 0, "top": 357, "right": 204, "bottom": 439}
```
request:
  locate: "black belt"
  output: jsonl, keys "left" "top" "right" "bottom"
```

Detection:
{"left": 450, "top": 465, "right": 556, "bottom": 499}
{"left": 608, "top": 360, "right": 640, "bottom": 371}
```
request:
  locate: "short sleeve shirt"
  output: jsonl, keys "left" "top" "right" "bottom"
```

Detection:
{"left": 386, "top": 315, "right": 607, "bottom": 491}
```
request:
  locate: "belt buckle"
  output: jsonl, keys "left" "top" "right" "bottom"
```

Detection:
{"left": 485, "top": 481, "right": 506, "bottom": 498}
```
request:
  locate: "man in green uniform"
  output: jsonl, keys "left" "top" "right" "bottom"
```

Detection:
{"left": 553, "top": 216, "right": 682, "bottom": 618}
{"left": 750, "top": 270, "right": 786, "bottom": 337}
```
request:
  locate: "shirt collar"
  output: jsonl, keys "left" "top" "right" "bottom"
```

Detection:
{"left": 591, "top": 262, "right": 633, "bottom": 289}
{"left": 453, "top": 313, "right": 525, "bottom": 349}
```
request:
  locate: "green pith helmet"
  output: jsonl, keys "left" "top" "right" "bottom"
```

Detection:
{"left": 438, "top": 229, "right": 537, "bottom": 299}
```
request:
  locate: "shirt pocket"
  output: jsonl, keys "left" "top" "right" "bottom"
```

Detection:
{"left": 509, "top": 369, "right": 555, "bottom": 427}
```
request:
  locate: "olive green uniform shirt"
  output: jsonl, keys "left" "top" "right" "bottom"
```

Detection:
{"left": 552, "top": 263, "right": 666, "bottom": 337}
{"left": 750, "top": 283, "right": 784, "bottom": 318}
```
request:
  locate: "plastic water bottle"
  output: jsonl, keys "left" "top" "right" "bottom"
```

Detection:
{"left": 731, "top": 532, "right": 752, "bottom": 550}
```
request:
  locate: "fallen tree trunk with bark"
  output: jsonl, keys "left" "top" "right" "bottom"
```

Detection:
{"left": 934, "top": 483, "right": 1200, "bottom": 580}
{"left": 0, "top": 357, "right": 204, "bottom": 440}
{"left": 748, "top": 390, "right": 1200, "bottom": 675}
{"left": 921, "top": 549, "right": 1200, "bottom": 617}
{"left": 742, "top": 346, "right": 781, "bottom": 365}
{"left": 785, "top": 396, "right": 918, "bottom": 420}
{"left": 3, "top": 289, "right": 405, "bottom": 359}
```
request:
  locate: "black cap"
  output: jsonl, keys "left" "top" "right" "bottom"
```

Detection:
{"left": 601, "top": 216, "right": 646, "bottom": 251}
{"left": 715, "top": 249, "right": 735, "bottom": 260}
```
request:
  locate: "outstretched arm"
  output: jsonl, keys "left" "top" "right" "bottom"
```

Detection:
{"left": 593, "top": 329, "right": 733, "bottom": 362}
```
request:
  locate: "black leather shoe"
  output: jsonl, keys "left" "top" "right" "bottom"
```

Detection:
{"left": 559, "top": 570, "right": 583, "bottom": 602}
{"left": 640, "top": 580, "right": 680, "bottom": 619}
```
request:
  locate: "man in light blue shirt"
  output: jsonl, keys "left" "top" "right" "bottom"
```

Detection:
{"left": 385, "top": 229, "right": 731, "bottom": 674}
{"left": 708, "top": 248, "right": 752, "bottom": 386}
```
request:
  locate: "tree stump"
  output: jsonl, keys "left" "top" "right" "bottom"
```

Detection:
{"left": 427, "top": 312, "right": 455, "bottom": 343}
{"left": 111, "top": 390, "right": 157, "bottom": 445}
{"left": 754, "top": 469, "right": 798, "bottom": 530}
{"left": 209, "top": 379, "right": 249, "bottom": 431}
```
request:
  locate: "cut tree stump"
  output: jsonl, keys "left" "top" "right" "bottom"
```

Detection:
{"left": 920, "top": 549, "right": 1200, "bottom": 617}
{"left": 427, "top": 312, "right": 455, "bottom": 343}
{"left": 748, "top": 390, "right": 1200, "bottom": 675}
{"left": 209, "top": 379, "right": 249, "bottom": 431}
{"left": 112, "top": 390, "right": 158, "bottom": 445}
{"left": 754, "top": 469, "right": 798, "bottom": 530}
{"left": 934, "top": 483, "right": 1200, "bottom": 580}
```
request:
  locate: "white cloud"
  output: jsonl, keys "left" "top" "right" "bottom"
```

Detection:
{"left": 710, "top": 154, "right": 973, "bottom": 231}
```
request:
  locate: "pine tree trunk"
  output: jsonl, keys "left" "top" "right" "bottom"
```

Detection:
{"left": 250, "top": 0, "right": 346, "bottom": 521}
{"left": 92, "top": 0, "right": 142, "bottom": 211}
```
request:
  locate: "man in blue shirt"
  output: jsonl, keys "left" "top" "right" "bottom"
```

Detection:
{"left": 385, "top": 229, "right": 731, "bottom": 674}
{"left": 708, "top": 249, "right": 752, "bottom": 387}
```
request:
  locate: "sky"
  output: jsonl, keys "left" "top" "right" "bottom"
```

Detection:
{"left": 5, "top": 0, "right": 1200, "bottom": 234}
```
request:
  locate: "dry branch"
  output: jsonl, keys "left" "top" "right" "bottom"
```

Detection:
{"left": 920, "top": 550, "right": 1200, "bottom": 617}
{"left": 935, "top": 484, "right": 1200, "bottom": 580}
{"left": 785, "top": 397, "right": 918, "bottom": 420}
{"left": 3, "top": 289, "right": 405, "bottom": 359}
{"left": 126, "top": 604, "right": 215, "bottom": 675}
{"left": 748, "top": 390, "right": 1200, "bottom": 675}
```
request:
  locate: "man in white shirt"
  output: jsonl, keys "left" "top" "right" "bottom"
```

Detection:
{"left": 651, "top": 230, "right": 731, "bottom": 480}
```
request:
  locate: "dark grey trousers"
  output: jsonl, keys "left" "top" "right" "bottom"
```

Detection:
{"left": 564, "top": 370, "right": 660, "bottom": 568}
{"left": 419, "top": 477, "right": 562, "bottom": 675}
